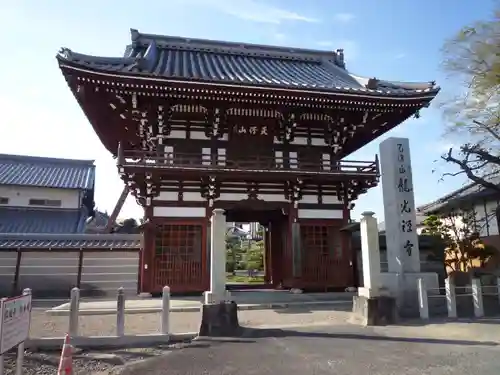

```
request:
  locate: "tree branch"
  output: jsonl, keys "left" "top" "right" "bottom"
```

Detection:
{"left": 442, "top": 147, "right": 500, "bottom": 193}
{"left": 472, "top": 119, "right": 500, "bottom": 142}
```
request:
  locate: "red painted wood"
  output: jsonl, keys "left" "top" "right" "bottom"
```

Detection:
{"left": 292, "top": 220, "right": 353, "bottom": 289}
{"left": 150, "top": 222, "right": 206, "bottom": 293}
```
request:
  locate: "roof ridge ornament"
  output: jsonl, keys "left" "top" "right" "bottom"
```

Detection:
{"left": 335, "top": 49, "right": 345, "bottom": 68}
{"left": 130, "top": 28, "right": 140, "bottom": 41}
{"left": 58, "top": 47, "right": 73, "bottom": 60}
{"left": 366, "top": 77, "right": 379, "bottom": 90}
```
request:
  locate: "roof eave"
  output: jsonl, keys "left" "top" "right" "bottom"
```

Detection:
{"left": 58, "top": 59, "right": 441, "bottom": 101}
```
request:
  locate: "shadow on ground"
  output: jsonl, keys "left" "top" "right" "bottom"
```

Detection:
{"left": 271, "top": 303, "right": 352, "bottom": 314}
{"left": 224, "top": 326, "right": 499, "bottom": 347}
{"left": 396, "top": 316, "right": 500, "bottom": 327}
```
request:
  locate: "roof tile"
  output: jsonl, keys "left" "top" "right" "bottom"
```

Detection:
{"left": 0, "top": 233, "right": 141, "bottom": 249}
{"left": 0, "top": 154, "right": 95, "bottom": 190}
{"left": 0, "top": 207, "right": 87, "bottom": 233}
{"left": 57, "top": 29, "right": 439, "bottom": 97}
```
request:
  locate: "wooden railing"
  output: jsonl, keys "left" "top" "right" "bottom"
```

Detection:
{"left": 117, "top": 147, "right": 379, "bottom": 176}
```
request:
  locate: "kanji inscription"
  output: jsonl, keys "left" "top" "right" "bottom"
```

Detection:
{"left": 233, "top": 125, "right": 268, "bottom": 136}
{"left": 380, "top": 137, "right": 421, "bottom": 273}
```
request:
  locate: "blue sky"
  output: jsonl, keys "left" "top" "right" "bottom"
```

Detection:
{"left": 0, "top": 0, "right": 495, "bottom": 221}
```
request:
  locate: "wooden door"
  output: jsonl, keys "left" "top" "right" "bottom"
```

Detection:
{"left": 152, "top": 223, "right": 205, "bottom": 293}
{"left": 298, "top": 223, "right": 352, "bottom": 289}
{"left": 269, "top": 218, "right": 286, "bottom": 287}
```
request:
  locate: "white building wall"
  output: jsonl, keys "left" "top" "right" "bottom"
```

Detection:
{"left": 472, "top": 200, "right": 499, "bottom": 237}
{"left": 0, "top": 185, "right": 81, "bottom": 209}
{"left": 435, "top": 199, "right": 499, "bottom": 238}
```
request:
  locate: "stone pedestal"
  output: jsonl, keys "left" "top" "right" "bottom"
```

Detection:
{"left": 351, "top": 295, "right": 398, "bottom": 326}
{"left": 199, "top": 301, "right": 241, "bottom": 337}
{"left": 200, "top": 209, "right": 240, "bottom": 336}
{"left": 381, "top": 272, "right": 439, "bottom": 318}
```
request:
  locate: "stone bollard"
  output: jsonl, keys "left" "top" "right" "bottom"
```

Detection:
{"left": 471, "top": 278, "right": 484, "bottom": 318}
{"left": 116, "top": 287, "right": 125, "bottom": 336}
{"left": 69, "top": 287, "right": 80, "bottom": 337}
{"left": 161, "top": 286, "right": 170, "bottom": 335}
{"left": 417, "top": 278, "right": 429, "bottom": 319}
{"left": 445, "top": 278, "right": 457, "bottom": 318}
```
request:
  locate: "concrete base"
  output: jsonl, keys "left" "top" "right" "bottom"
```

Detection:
{"left": 203, "top": 290, "right": 232, "bottom": 305}
{"left": 351, "top": 295, "right": 398, "bottom": 326}
{"left": 199, "top": 301, "right": 242, "bottom": 337}
{"left": 380, "top": 272, "right": 439, "bottom": 318}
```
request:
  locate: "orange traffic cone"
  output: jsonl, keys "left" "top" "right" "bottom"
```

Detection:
{"left": 57, "top": 334, "right": 73, "bottom": 375}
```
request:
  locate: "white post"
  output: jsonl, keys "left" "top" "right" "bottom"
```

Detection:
{"left": 116, "top": 287, "right": 125, "bottom": 336}
{"left": 15, "top": 288, "right": 31, "bottom": 375}
{"left": 161, "top": 286, "right": 170, "bottom": 335}
{"left": 205, "top": 208, "right": 228, "bottom": 304}
{"left": 445, "top": 278, "right": 457, "bottom": 318}
{"left": 69, "top": 287, "right": 80, "bottom": 337}
{"left": 417, "top": 278, "right": 429, "bottom": 319}
{"left": 472, "top": 278, "right": 484, "bottom": 318}
{"left": 358, "top": 211, "right": 381, "bottom": 298}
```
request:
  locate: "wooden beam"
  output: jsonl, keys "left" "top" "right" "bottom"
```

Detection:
{"left": 105, "top": 186, "right": 129, "bottom": 233}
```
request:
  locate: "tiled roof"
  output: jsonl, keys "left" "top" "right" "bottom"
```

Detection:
{"left": 57, "top": 29, "right": 439, "bottom": 98}
{"left": 0, "top": 208, "right": 87, "bottom": 233}
{"left": 418, "top": 178, "right": 500, "bottom": 214}
{"left": 0, "top": 233, "right": 142, "bottom": 249}
{"left": 0, "top": 154, "right": 95, "bottom": 190}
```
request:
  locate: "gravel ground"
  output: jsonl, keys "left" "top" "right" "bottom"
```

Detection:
{"left": 3, "top": 306, "right": 351, "bottom": 375}
{"left": 28, "top": 307, "right": 351, "bottom": 337}
{"left": 2, "top": 343, "right": 191, "bottom": 375}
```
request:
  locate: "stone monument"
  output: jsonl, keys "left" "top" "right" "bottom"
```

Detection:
{"left": 379, "top": 137, "right": 439, "bottom": 317}
{"left": 199, "top": 209, "right": 241, "bottom": 336}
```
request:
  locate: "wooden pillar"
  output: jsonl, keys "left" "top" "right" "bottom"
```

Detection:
{"left": 286, "top": 203, "right": 299, "bottom": 288}
{"left": 264, "top": 227, "right": 271, "bottom": 284}
{"left": 140, "top": 206, "right": 155, "bottom": 294}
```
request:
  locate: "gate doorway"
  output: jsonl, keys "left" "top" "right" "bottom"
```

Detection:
{"left": 225, "top": 207, "right": 288, "bottom": 290}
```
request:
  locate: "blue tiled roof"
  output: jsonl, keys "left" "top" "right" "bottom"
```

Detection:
{"left": 0, "top": 154, "right": 95, "bottom": 190}
{"left": 0, "top": 233, "right": 142, "bottom": 249}
{"left": 0, "top": 208, "right": 87, "bottom": 234}
{"left": 57, "top": 29, "right": 439, "bottom": 97}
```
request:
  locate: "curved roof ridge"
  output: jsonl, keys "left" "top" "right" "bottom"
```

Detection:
{"left": 129, "top": 28, "right": 344, "bottom": 64}
{"left": 58, "top": 47, "right": 136, "bottom": 65}
{"left": 348, "top": 73, "right": 439, "bottom": 92}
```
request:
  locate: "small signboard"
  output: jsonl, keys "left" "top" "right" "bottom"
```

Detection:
{"left": 0, "top": 294, "right": 32, "bottom": 354}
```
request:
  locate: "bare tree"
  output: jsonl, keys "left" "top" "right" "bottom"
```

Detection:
{"left": 439, "top": 9, "right": 500, "bottom": 192}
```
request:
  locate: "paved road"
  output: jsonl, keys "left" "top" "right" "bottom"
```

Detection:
{"left": 119, "top": 324, "right": 500, "bottom": 375}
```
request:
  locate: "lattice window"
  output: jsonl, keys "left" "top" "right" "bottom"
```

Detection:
{"left": 153, "top": 223, "right": 204, "bottom": 291}
{"left": 301, "top": 225, "right": 329, "bottom": 255}
{"left": 301, "top": 225, "right": 342, "bottom": 258}
{"left": 155, "top": 224, "right": 202, "bottom": 261}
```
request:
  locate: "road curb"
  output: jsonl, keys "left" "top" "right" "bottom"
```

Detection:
{"left": 46, "top": 300, "right": 351, "bottom": 316}
{"left": 25, "top": 332, "right": 198, "bottom": 351}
